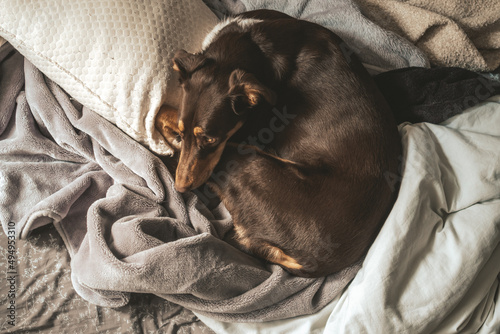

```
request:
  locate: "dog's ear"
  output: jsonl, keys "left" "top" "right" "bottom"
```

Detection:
{"left": 172, "top": 49, "right": 209, "bottom": 80}
{"left": 229, "top": 69, "right": 276, "bottom": 115}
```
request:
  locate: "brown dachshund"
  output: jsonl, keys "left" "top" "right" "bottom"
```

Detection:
{"left": 155, "top": 10, "right": 401, "bottom": 277}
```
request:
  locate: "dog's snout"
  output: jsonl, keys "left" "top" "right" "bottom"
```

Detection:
{"left": 175, "top": 182, "right": 191, "bottom": 193}
{"left": 175, "top": 173, "right": 194, "bottom": 193}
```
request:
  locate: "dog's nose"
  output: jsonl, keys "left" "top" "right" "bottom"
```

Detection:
{"left": 175, "top": 173, "right": 196, "bottom": 192}
{"left": 175, "top": 166, "right": 194, "bottom": 192}
{"left": 175, "top": 182, "right": 192, "bottom": 193}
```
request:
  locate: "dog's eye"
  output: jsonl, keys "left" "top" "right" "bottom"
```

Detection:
{"left": 201, "top": 135, "right": 217, "bottom": 145}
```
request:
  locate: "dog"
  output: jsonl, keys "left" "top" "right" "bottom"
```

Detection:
{"left": 155, "top": 10, "right": 402, "bottom": 277}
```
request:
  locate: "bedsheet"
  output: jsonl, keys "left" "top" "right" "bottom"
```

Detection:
{"left": 199, "top": 97, "right": 500, "bottom": 333}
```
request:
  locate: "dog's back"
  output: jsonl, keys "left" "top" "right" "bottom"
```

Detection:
{"left": 204, "top": 13, "right": 400, "bottom": 168}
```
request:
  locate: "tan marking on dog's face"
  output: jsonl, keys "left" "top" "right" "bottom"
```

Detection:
{"left": 175, "top": 121, "right": 244, "bottom": 192}
{"left": 178, "top": 120, "right": 185, "bottom": 133}
{"left": 193, "top": 126, "right": 204, "bottom": 136}
{"left": 192, "top": 141, "right": 225, "bottom": 175}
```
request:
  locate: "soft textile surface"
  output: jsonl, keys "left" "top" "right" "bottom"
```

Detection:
{"left": 375, "top": 67, "right": 500, "bottom": 124}
{"left": 0, "top": 225, "right": 213, "bottom": 333}
{"left": 0, "top": 44, "right": 360, "bottom": 322}
{"left": 199, "top": 96, "right": 500, "bottom": 333}
{"left": 203, "top": 0, "right": 429, "bottom": 71}
{"left": 355, "top": 0, "right": 500, "bottom": 71}
{"left": 0, "top": 0, "right": 218, "bottom": 155}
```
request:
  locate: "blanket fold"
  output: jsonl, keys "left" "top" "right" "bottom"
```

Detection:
{"left": 322, "top": 98, "right": 500, "bottom": 333}
{"left": 0, "top": 43, "right": 359, "bottom": 322}
{"left": 354, "top": 0, "right": 500, "bottom": 71}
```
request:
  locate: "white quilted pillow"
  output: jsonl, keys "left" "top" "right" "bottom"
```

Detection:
{"left": 0, "top": 0, "right": 218, "bottom": 155}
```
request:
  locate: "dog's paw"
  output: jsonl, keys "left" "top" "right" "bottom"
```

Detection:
{"left": 155, "top": 105, "right": 182, "bottom": 151}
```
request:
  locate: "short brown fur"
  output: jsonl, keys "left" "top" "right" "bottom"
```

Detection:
{"left": 156, "top": 10, "right": 401, "bottom": 277}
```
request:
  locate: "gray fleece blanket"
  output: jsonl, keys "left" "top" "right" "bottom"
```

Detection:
{"left": 0, "top": 43, "right": 361, "bottom": 322}
{"left": 203, "top": 0, "right": 430, "bottom": 70}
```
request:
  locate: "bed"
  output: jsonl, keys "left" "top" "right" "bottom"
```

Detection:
{"left": 1, "top": 0, "right": 499, "bottom": 333}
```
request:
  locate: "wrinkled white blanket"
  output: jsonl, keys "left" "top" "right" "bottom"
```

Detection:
{"left": 199, "top": 96, "right": 500, "bottom": 333}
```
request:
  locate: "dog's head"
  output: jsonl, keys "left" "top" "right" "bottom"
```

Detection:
{"left": 171, "top": 49, "right": 276, "bottom": 192}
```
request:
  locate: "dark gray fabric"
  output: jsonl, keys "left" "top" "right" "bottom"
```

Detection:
{"left": 0, "top": 43, "right": 360, "bottom": 322}
{"left": 374, "top": 67, "right": 500, "bottom": 124}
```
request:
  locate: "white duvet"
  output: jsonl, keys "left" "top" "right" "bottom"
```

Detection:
{"left": 198, "top": 96, "right": 500, "bottom": 333}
